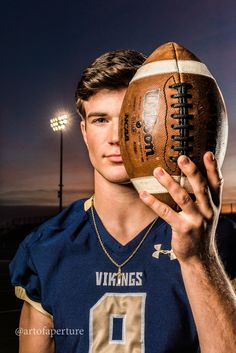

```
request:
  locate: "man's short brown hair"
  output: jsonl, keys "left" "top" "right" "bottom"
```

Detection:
{"left": 75, "top": 49, "right": 146, "bottom": 119}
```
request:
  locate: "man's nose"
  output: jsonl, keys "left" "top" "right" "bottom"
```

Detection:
{"left": 108, "top": 118, "right": 119, "bottom": 144}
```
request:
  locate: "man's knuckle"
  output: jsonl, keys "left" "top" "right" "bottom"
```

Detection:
{"left": 205, "top": 209, "right": 214, "bottom": 222}
{"left": 160, "top": 205, "right": 170, "bottom": 218}
{"left": 178, "top": 193, "right": 192, "bottom": 206}
{"left": 188, "top": 165, "right": 198, "bottom": 177}
{"left": 195, "top": 184, "right": 208, "bottom": 196}
{"left": 168, "top": 183, "right": 178, "bottom": 196}
{"left": 165, "top": 178, "right": 174, "bottom": 189}
{"left": 217, "top": 177, "right": 224, "bottom": 187}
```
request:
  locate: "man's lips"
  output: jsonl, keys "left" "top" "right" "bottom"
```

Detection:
{"left": 105, "top": 154, "right": 123, "bottom": 162}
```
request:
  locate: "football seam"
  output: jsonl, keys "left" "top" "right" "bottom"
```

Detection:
{"left": 173, "top": 42, "right": 181, "bottom": 82}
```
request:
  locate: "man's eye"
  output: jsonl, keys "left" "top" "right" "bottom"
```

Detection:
{"left": 93, "top": 118, "right": 108, "bottom": 124}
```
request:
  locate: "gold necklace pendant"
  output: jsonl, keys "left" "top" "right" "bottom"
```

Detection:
{"left": 90, "top": 195, "right": 158, "bottom": 280}
{"left": 116, "top": 267, "right": 123, "bottom": 285}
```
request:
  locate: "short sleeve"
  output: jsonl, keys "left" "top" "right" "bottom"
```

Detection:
{"left": 9, "top": 236, "right": 52, "bottom": 318}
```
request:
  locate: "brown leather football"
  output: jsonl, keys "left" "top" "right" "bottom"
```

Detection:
{"left": 119, "top": 42, "right": 228, "bottom": 208}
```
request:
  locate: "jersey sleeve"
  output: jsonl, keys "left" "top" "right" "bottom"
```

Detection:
{"left": 8, "top": 198, "right": 89, "bottom": 318}
{"left": 9, "top": 234, "right": 52, "bottom": 318}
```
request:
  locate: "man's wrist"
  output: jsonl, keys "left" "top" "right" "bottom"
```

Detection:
{"left": 178, "top": 250, "right": 220, "bottom": 273}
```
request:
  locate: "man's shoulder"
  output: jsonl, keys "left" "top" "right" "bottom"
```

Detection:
{"left": 21, "top": 197, "right": 92, "bottom": 251}
{"left": 9, "top": 197, "right": 93, "bottom": 295}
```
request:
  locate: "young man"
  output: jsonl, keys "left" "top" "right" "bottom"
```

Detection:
{"left": 10, "top": 50, "right": 236, "bottom": 353}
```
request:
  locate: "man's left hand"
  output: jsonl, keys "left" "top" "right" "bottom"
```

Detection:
{"left": 139, "top": 151, "right": 223, "bottom": 263}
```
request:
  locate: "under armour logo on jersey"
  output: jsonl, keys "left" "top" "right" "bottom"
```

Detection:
{"left": 152, "top": 244, "right": 177, "bottom": 260}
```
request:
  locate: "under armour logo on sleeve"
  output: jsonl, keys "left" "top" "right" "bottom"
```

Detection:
{"left": 152, "top": 244, "right": 177, "bottom": 260}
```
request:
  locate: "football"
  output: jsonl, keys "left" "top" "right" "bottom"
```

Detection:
{"left": 119, "top": 42, "right": 228, "bottom": 208}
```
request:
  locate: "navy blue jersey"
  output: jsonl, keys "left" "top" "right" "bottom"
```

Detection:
{"left": 9, "top": 198, "right": 236, "bottom": 353}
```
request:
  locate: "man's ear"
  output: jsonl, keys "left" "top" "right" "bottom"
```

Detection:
{"left": 80, "top": 120, "right": 88, "bottom": 148}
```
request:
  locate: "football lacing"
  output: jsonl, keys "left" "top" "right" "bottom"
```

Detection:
{"left": 169, "top": 83, "right": 194, "bottom": 163}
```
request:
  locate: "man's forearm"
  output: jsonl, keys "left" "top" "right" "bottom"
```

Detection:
{"left": 180, "top": 254, "right": 236, "bottom": 353}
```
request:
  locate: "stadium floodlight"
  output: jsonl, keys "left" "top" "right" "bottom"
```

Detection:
{"left": 50, "top": 114, "right": 68, "bottom": 131}
{"left": 50, "top": 114, "right": 69, "bottom": 212}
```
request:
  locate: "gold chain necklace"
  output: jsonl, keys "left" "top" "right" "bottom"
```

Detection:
{"left": 90, "top": 196, "right": 158, "bottom": 285}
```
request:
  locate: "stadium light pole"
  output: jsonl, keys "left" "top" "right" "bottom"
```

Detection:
{"left": 50, "top": 114, "right": 68, "bottom": 212}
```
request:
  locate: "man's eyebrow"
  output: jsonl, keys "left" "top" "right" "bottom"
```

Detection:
{"left": 87, "top": 112, "right": 108, "bottom": 118}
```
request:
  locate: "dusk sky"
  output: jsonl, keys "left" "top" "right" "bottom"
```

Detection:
{"left": 1, "top": 0, "right": 236, "bottom": 207}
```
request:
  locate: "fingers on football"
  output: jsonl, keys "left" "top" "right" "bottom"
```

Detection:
{"left": 177, "top": 155, "right": 213, "bottom": 218}
{"left": 153, "top": 166, "right": 198, "bottom": 214}
{"left": 139, "top": 191, "right": 179, "bottom": 226}
{"left": 203, "top": 151, "right": 223, "bottom": 207}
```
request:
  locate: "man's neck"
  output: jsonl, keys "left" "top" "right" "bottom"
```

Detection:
{"left": 93, "top": 172, "right": 157, "bottom": 245}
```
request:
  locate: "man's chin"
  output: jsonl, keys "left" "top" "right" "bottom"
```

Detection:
{"left": 109, "top": 175, "right": 132, "bottom": 185}
{"left": 119, "top": 179, "right": 132, "bottom": 185}
{"left": 95, "top": 168, "right": 133, "bottom": 185}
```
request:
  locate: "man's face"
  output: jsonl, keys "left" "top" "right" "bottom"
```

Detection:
{"left": 81, "top": 88, "right": 130, "bottom": 184}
